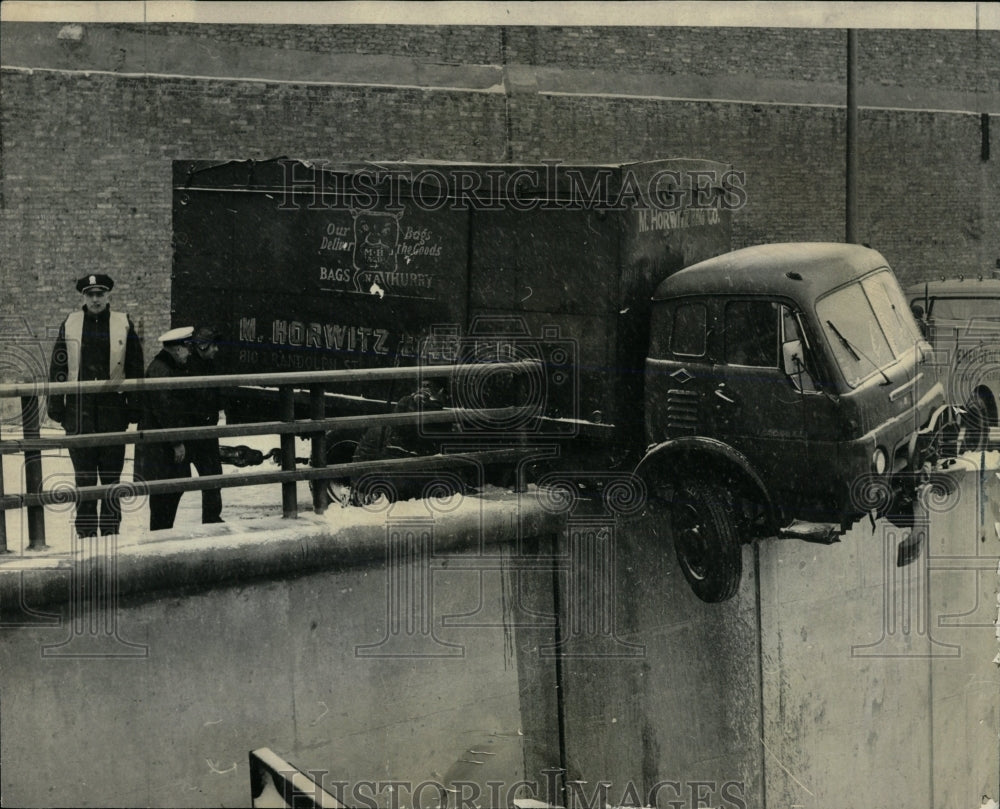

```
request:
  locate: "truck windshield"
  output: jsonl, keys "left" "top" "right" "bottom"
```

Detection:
{"left": 815, "top": 269, "right": 922, "bottom": 388}
{"left": 931, "top": 297, "right": 1000, "bottom": 320}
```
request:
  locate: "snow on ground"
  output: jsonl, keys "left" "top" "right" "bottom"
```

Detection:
{"left": 1, "top": 425, "right": 339, "bottom": 556}
{"left": 0, "top": 422, "right": 525, "bottom": 559}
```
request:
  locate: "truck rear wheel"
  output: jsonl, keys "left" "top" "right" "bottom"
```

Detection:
{"left": 321, "top": 439, "right": 359, "bottom": 506}
{"left": 670, "top": 480, "right": 742, "bottom": 603}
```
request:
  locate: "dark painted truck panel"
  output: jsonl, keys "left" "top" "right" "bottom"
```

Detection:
{"left": 172, "top": 158, "right": 736, "bottom": 456}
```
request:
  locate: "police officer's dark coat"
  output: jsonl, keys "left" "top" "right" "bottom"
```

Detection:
{"left": 135, "top": 348, "right": 199, "bottom": 482}
{"left": 185, "top": 351, "right": 223, "bottom": 426}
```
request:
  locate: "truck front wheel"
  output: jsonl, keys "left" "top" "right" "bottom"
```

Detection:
{"left": 670, "top": 480, "right": 743, "bottom": 603}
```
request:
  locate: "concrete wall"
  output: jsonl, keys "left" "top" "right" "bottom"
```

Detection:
{"left": 2, "top": 466, "right": 995, "bottom": 808}
{"left": 0, "top": 497, "right": 564, "bottom": 808}
{"left": 550, "top": 462, "right": 999, "bottom": 808}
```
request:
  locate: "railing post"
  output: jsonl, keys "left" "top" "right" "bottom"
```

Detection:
{"left": 279, "top": 386, "right": 297, "bottom": 519}
{"left": 309, "top": 384, "right": 328, "bottom": 514}
{"left": 20, "top": 395, "right": 47, "bottom": 549}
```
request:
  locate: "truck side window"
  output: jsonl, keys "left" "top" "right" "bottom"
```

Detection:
{"left": 671, "top": 302, "right": 707, "bottom": 357}
{"left": 780, "top": 305, "right": 818, "bottom": 392}
{"left": 725, "top": 300, "right": 778, "bottom": 367}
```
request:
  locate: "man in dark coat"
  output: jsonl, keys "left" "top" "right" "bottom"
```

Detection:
{"left": 184, "top": 325, "right": 224, "bottom": 523}
{"left": 136, "top": 327, "right": 196, "bottom": 531}
{"left": 47, "top": 273, "right": 144, "bottom": 537}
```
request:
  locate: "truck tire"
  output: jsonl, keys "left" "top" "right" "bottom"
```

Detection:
{"left": 670, "top": 480, "right": 743, "bottom": 603}
{"left": 322, "top": 440, "right": 359, "bottom": 506}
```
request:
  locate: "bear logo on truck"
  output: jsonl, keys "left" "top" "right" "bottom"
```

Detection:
{"left": 352, "top": 208, "right": 401, "bottom": 293}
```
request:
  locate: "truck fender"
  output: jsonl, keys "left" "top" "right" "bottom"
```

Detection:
{"left": 920, "top": 402, "right": 958, "bottom": 435}
{"left": 634, "top": 436, "right": 776, "bottom": 524}
{"left": 911, "top": 402, "right": 961, "bottom": 465}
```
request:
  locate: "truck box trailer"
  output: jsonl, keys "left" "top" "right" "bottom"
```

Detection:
{"left": 172, "top": 157, "right": 738, "bottom": 458}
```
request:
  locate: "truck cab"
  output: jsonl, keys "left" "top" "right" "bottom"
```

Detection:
{"left": 637, "top": 243, "right": 959, "bottom": 601}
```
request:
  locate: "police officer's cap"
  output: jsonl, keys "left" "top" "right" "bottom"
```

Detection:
{"left": 76, "top": 274, "right": 115, "bottom": 293}
{"left": 192, "top": 325, "right": 222, "bottom": 345}
{"left": 159, "top": 326, "right": 194, "bottom": 347}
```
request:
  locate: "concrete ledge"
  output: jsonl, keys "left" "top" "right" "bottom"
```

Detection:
{"left": 0, "top": 490, "right": 563, "bottom": 611}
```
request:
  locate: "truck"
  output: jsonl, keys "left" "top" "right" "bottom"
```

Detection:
{"left": 906, "top": 275, "right": 1000, "bottom": 451}
{"left": 172, "top": 158, "right": 965, "bottom": 601}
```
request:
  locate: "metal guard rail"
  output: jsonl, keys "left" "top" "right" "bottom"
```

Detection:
{"left": 0, "top": 361, "right": 542, "bottom": 398}
{"left": 0, "top": 361, "right": 543, "bottom": 551}
{"left": 0, "top": 407, "right": 529, "bottom": 454}
{"left": 0, "top": 449, "right": 533, "bottom": 510}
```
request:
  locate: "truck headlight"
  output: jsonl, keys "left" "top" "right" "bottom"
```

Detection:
{"left": 872, "top": 447, "right": 888, "bottom": 475}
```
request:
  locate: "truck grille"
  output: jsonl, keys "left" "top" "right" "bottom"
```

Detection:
{"left": 665, "top": 389, "right": 700, "bottom": 434}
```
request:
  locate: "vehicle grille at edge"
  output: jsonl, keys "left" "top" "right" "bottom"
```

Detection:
{"left": 666, "top": 388, "right": 699, "bottom": 433}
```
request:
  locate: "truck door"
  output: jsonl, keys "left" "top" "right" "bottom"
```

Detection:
{"left": 712, "top": 298, "right": 835, "bottom": 516}
{"left": 645, "top": 297, "right": 719, "bottom": 442}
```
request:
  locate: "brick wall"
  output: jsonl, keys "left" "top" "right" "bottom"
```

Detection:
{"left": 0, "top": 70, "right": 507, "bottom": 348}
{"left": 109, "top": 24, "right": 1000, "bottom": 93}
{"left": 511, "top": 94, "right": 995, "bottom": 278}
{"left": 113, "top": 22, "right": 503, "bottom": 65}
{"left": 512, "top": 27, "right": 999, "bottom": 92}
{"left": 1, "top": 24, "right": 997, "bottom": 368}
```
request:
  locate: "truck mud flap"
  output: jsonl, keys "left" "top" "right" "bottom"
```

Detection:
{"left": 777, "top": 520, "right": 842, "bottom": 544}
{"left": 896, "top": 529, "right": 925, "bottom": 567}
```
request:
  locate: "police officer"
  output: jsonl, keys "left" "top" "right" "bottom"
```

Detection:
{"left": 48, "top": 273, "right": 144, "bottom": 537}
{"left": 185, "top": 325, "right": 224, "bottom": 523}
{"left": 136, "top": 326, "right": 195, "bottom": 531}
